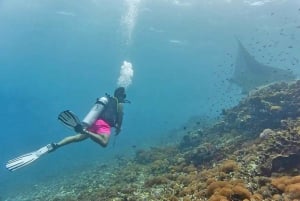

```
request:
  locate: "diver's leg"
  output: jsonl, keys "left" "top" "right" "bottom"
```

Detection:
{"left": 84, "top": 130, "right": 110, "bottom": 147}
{"left": 56, "top": 133, "right": 88, "bottom": 147}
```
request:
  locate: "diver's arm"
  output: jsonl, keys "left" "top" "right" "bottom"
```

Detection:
{"left": 115, "top": 103, "right": 124, "bottom": 135}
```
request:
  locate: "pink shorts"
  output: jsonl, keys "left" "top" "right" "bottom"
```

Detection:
{"left": 87, "top": 119, "right": 111, "bottom": 135}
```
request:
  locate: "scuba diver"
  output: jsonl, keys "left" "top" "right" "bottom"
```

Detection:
{"left": 6, "top": 87, "right": 129, "bottom": 171}
{"left": 52, "top": 87, "right": 127, "bottom": 150}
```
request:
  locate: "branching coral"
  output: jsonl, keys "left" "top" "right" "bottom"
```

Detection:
{"left": 219, "top": 160, "right": 239, "bottom": 173}
{"left": 207, "top": 180, "right": 252, "bottom": 201}
{"left": 144, "top": 176, "right": 169, "bottom": 187}
{"left": 271, "top": 175, "right": 300, "bottom": 199}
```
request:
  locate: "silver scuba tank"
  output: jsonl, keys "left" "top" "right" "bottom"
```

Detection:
{"left": 82, "top": 96, "right": 108, "bottom": 127}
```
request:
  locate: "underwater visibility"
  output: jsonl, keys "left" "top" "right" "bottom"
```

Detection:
{"left": 0, "top": 0, "right": 300, "bottom": 200}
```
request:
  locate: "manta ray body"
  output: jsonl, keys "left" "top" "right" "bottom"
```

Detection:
{"left": 230, "top": 41, "right": 296, "bottom": 94}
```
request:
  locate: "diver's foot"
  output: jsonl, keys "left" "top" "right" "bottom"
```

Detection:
{"left": 48, "top": 143, "right": 59, "bottom": 153}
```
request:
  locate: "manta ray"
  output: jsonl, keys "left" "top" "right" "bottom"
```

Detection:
{"left": 230, "top": 40, "right": 296, "bottom": 94}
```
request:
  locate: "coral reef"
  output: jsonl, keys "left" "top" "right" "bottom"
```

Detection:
{"left": 5, "top": 80, "right": 300, "bottom": 201}
{"left": 271, "top": 176, "right": 300, "bottom": 200}
{"left": 222, "top": 81, "right": 300, "bottom": 135}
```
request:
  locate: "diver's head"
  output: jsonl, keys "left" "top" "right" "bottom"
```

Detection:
{"left": 114, "top": 87, "right": 126, "bottom": 102}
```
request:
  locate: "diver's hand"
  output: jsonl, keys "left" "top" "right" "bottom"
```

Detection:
{"left": 115, "top": 127, "right": 121, "bottom": 136}
{"left": 74, "top": 124, "right": 84, "bottom": 133}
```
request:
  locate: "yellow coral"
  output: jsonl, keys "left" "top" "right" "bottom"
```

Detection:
{"left": 207, "top": 180, "right": 252, "bottom": 201}
{"left": 271, "top": 176, "right": 300, "bottom": 199}
{"left": 219, "top": 160, "right": 239, "bottom": 173}
{"left": 285, "top": 183, "right": 300, "bottom": 199}
{"left": 232, "top": 185, "right": 251, "bottom": 199}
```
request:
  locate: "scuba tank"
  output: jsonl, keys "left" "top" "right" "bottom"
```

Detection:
{"left": 82, "top": 96, "right": 108, "bottom": 127}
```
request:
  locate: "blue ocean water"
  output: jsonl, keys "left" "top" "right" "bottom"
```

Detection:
{"left": 0, "top": 0, "right": 299, "bottom": 199}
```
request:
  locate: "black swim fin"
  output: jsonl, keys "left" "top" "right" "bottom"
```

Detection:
{"left": 58, "top": 110, "right": 81, "bottom": 129}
